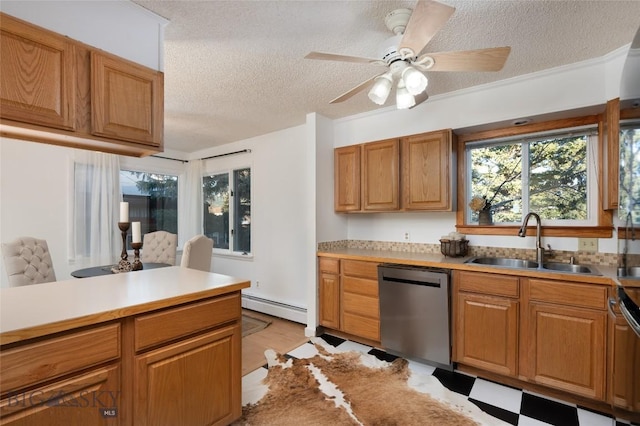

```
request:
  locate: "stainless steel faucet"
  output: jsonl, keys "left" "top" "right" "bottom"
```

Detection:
{"left": 518, "top": 212, "right": 545, "bottom": 265}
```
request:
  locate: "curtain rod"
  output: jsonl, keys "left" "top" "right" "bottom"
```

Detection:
{"left": 150, "top": 148, "right": 251, "bottom": 163}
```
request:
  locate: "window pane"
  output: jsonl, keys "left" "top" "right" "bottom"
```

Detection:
{"left": 234, "top": 168, "right": 251, "bottom": 253}
{"left": 120, "top": 171, "right": 178, "bottom": 241}
{"left": 469, "top": 143, "right": 523, "bottom": 224}
{"left": 620, "top": 125, "right": 640, "bottom": 223}
{"left": 203, "top": 173, "right": 229, "bottom": 250}
{"left": 529, "top": 136, "right": 587, "bottom": 220}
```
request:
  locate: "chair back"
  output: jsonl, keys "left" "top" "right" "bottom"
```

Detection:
{"left": 180, "top": 235, "right": 213, "bottom": 272}
{"left": 141, "top": 231, "right": 178, "bottom": 265}
{"left": 2, "top": 237, "right": 56, "bottom": 286}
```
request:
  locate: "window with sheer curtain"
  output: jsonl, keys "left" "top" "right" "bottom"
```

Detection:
{"left": 71, "top": 151, "right": 121, "bottom": 265}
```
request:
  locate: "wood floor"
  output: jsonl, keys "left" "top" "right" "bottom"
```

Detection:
{"left": 241, "top": 309, "right": 308, "bottom": 376}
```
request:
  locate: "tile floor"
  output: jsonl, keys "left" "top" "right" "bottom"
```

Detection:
{"left": 242, "top": 333, "right": 638, "bottom": 426}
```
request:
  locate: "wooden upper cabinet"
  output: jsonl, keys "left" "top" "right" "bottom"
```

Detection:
{"left": 334, "top": 145, "right": 361, "bottom": 212}
{"left": 0, "top": 12, "right": 164, "bottom": 157}
{"left": 91, "top": 52, "right": 163, "bottom": 147}
{"left": 0, "top": 13, "right": 76, "bottom": 131}
{"left": 362, "top": 138, "right": 399, "bottom": 211}
{"left": 401, "top": 129, "right": 456, "bottom": 211}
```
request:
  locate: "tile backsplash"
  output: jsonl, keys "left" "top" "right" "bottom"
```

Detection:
{"left": 318, "top": 239, "right": 620, "bottom": 267}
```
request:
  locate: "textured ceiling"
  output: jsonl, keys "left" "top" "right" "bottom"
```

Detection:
{"left": 132, "top": 0, "right": 640, "bottom": 153}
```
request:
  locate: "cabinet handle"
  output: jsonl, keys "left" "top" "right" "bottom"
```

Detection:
{"left": 607, "top": 297, "right": 618, "bottom": 319}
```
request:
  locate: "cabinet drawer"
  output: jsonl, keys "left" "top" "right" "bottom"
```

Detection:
{"left": 343, "top": 292, "right": 379, "bottom": 320}
{"left": 135, "top": 293, "right": 240, "bottom": 352}
{"left": 342, "top": 276, "right": 379, "bottom": 297}
{"left": 0, "top": 323, "right": 120, "bottom": 394}
{"left": 527, "top": 279, "right": 607, "bottom": 310}
{"left": 319, "top": 257, "right": 339, "bottom": 274}
{"left": 456, "top": 271, "right": 519, "bottom": 298}
{"left": 342, "top": 260, "right": 379, "bottom": 279}
{"left": 342, "top": 313, "right": 380, "bottom": 341}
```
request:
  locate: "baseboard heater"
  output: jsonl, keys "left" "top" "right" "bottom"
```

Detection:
{"left": 241, "top": 294, "right": 306, "bottom": 324}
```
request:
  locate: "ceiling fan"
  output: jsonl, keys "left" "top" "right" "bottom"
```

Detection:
{"left": 305, "top": 0, "right": 511, "bottom": 109}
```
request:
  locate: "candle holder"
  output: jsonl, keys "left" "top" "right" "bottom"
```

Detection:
{"left": 111, "top": 222, "right": 132, "bottom": 274}
{"left": 131, "top": 242, "right": 143, "bottom": 271}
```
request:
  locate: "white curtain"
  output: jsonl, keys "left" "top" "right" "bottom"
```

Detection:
{"left": 71, "top": 150, "right": 122, "bottom": 266}
{"left": 179, "top": 159, "right": 203, "bottom": 247}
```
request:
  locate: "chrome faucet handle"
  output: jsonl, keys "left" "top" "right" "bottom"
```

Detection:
{"left": 543, "top": 244, "right": 554, "bottom": 258}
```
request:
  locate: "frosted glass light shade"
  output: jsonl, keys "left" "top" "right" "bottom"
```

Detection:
{"left": 368, "top": 74, "right": 393, "bottom": 105}
{"left": 402, "top": 66, "right": 428, "bottom": 96}
{"left": 396, "top": 81, "right": 416, "bottom": 109}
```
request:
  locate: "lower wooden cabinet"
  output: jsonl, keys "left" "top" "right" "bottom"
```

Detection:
{"left": 523, "top": 278, "right": 607, "bottom": 400}
{"left": 317, "top": 256, "right": 380, "bottom": 342}
{"left": 454, "top": 271, "right": 519, "bottom": 377}
{"left": 0, "top": 364, "right": 120, "bottom": 425}
{"left": 454, "top": 271, "right": 612, "bottom": 404}
{"left": 0, "top": 291, "right": 243, "bottom": 426}
{"left": 609, "top": 301, "right": 640, "bottom": 416}
{"left": 134, "top": 325, "right": 241, "bottom": 426}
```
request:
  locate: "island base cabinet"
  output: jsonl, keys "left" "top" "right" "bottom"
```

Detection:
{"left": 133, "top": 324, "right": 241, "bottom": 426}
{"left": 0, "top": 364, "right": 120, "bottom": 425}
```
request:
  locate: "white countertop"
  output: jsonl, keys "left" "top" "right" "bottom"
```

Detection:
{"left": 0, "top": 266, "right": 250, "bottom": 345}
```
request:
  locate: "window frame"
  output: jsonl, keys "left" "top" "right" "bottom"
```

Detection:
{"left": 456, "top": 115, "right": 613, "bottom": 238}
{"left": 203, "top": 166, "right": 252, "bottom": 257}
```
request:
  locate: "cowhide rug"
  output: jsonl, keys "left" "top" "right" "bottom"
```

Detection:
{"left": 233, "top": 338, "right": 509, "bottom": 426}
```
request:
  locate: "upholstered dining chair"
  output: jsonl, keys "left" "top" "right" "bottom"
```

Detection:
{"left": 1, "top": 237, "right": 57, "bottom": 286}
{"left": 180, "top": 235, "right": 213, "bottom": 272}
{"left": 141, "top": 231, "right": 178, "bottom": 265}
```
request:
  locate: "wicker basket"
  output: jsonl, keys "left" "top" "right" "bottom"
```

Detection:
{"left": 440, "top": 239, "right": 469, "bottom": 257}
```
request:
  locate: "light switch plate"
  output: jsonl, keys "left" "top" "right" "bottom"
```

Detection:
{"left": 578, "top": 238, "right": 598, "bottom": 252}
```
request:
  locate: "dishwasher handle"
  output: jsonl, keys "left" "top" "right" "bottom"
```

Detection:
{"left": 380, "top": 275, "right": 441, "bottom": 288}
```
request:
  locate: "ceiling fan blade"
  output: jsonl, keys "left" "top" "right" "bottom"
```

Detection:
{"left": 305, "top": 51, "right": 384, "bottom": 65}
{"left": 330, "top": 73, "right": 384, "bottom": 104}
{"left": 422, "top": 47, "right": 511, "bottom": 72}
{"left": 399, "top": 0, "right": 455, "bottom": 57}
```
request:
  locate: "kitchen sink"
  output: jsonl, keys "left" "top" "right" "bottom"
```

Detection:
{"left": 466, "top": 257, "right": 538, "bottom": 269}
{"left": 466, "top": 257, "right": 601, "bottom": 275}
{"left": 542, "top": 262, "right": 599, "bottom": 275}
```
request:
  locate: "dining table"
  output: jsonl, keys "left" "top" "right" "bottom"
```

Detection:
{"left": 71, "top": 262, "right": 171, "bottom": 278}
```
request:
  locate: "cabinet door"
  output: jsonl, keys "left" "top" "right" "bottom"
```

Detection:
{"left": 0, "top": 13, "right": 76, "bottom": 131}
{"left": 91, "top": 51, "right": 163, "bottom": 147}
{"left": 0, "top": 364, "right": 120, "bottom": 425}
{"left": 362, "top": 139, "right": 399, "bottom": 211}
{"left": 134, "top": 324, "right": 241, "bottom": 426}
{"left": 527, "top": 302, "right": 606, "bottom": 400}
{"left": 401, "top": 130, "right": 455, "bottom": 211}
{"left": 610, "top": 313, "right": 640, "bottom": 415}
{"left": 455, "top": 292, "right": 518, "bottom": 376}
{"left": 319, "top": 271, "right": 340, "bottom": 329}
{"left": 334, "top": 145, "right": 361, "bottom": 211}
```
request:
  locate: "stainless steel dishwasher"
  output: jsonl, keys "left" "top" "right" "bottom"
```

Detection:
{"left": 378, "top": 263, "right": 452, "bottom": 370}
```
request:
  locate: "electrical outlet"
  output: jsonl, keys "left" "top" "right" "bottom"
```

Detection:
{"left": 404, "top": 232, "right": 410, "bottom": 241}
{"left": 578, "top": 238, "right": 598, "bottom": 252}
{"left": 255, "top": 280, "right": 260, "bottom": 288}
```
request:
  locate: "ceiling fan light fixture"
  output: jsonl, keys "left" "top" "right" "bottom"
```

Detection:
{"left": 396, "top": 80, "right": 416, "bottom": 109}
{"left": 401, "top": 66, "right": 428, "bottom": 96}
{"left": 368, "top": 73, "right": 393, "bottom": 105}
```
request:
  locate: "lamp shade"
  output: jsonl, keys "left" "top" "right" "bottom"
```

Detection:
{"left": 402, "top": 66, "right": 428, "bottom": 96}
{"left": 396, "top": 80, "right": 416, "bottom": 109}
{"left": 368, "top": 73, "right": 393, "bottom": 105}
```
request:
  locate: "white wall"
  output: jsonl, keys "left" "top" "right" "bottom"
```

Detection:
{"left": 190, "top": 124, "right": 314, "bottom": 324}
{"left": 336, "top": 46, "right": 629, "bottom": 256}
